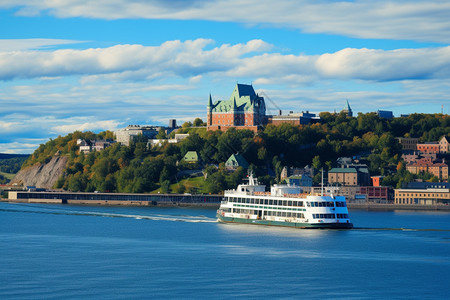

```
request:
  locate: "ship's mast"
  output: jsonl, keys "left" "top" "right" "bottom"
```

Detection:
{"left": 248, "top": 170, "right": 256, "bottom": 185}
{"left": 321, "top": 168, "right": 324, "bottom": 196}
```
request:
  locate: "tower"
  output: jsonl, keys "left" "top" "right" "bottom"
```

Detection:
{"left": 207, "top": 94, "right": 213, "bottom": 127}
{"left": 342, "top": 99, "right": 353, "bottom": 117}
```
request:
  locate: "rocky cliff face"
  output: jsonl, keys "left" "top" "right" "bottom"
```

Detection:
{"left": 11, "top": 156, "right": 68, "bottom": 189}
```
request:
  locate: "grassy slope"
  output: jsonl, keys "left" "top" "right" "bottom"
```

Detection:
{"left": 151, "top": 176, "right": 209, "bottom": 194}
{"left": 0, "top": 171, "right": 15, "bottom": 180}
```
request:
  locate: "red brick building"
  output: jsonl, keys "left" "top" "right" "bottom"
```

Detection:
{"left": 360, "top": 186, "right": 390, "bottom": 202}
{"left": 207, "top": 84, "right": 266, "bottom": 132}
{"left": 416, "top": 142, "right": 440, "bottom": 154}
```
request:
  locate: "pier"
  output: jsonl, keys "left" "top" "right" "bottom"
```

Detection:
{"left": 5, "top": 191, "right": 222, "bottom": 207}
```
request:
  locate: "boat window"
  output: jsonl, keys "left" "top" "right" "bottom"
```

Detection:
{"left": 288, "top": 200, "right": 293, "bottom": 206}
{"left": 337, "top": 214, "right": 349, "bottom": 219}
{"left": 269, "top": 200, "right": 273, "bottom": 205}
{"left": 264, "top": 199, "right": 269, "bottom": 205}
{"left": 307, "top": 202, "right": 311, "bottom": 207}
{"left": 298, "top": 201, "right": 303, "bottom": 207}
{"left": 273, "top": 200, "right": 278, "bottom": 206}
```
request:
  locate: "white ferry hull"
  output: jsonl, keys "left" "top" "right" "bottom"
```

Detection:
{"left": 217, "top": 213, "right": 353, "bottom": 229}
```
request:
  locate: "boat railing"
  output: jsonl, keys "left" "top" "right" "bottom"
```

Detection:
{"left": 254, "top": 191, "right": 271, "bottom": 196}
{"left": 226, "top": 190, "right": 258, "bottom": 196}
{"left": 280, "top": 193, "right": 311, "bottom": 198}
{"left": 309, "top": 192, "right": 333, "bottom": 197}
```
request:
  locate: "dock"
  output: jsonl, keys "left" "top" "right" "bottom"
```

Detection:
{"left": 4, "top": 191, "right": 222, "bottom": 207}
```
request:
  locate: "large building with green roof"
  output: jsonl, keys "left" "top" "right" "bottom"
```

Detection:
{"left": 207, "top": 83, "right": 266, "bottom": 132}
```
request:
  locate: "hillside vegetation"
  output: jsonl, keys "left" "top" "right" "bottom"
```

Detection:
{"left": 21, "top": 113, "right": 450, "bottom": 192}
{"left": 0, "top": 154, "right": 30, "bottom": 184}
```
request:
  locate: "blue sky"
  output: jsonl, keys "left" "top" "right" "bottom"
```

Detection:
{"left": 1, "top": 0, "right": 449, "bottom": 153}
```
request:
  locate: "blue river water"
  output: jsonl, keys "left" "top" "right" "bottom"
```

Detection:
{"left": 1, "top": 202, "right": 449, "bottom": 299}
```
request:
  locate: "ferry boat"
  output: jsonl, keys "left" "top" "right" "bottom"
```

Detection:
{"left": 217, "top": 173, "right": 353, "bottom": 229}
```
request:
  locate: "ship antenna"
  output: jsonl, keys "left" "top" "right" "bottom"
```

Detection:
{"left": 321, "top": 168, "right": 324, "bottom": 196}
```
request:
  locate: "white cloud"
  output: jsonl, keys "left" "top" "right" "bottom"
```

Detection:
{"left": 0, "top": 39, "right": 272, "bottom": 80}
{"left": 1, "top": 39, "right": 450, "bottom": 83}
{"left": 230, "top": 46, "right": 450, "bottom": 84}
{"left": 52, "top": 119, "right": 122, "bottom": 134}
{"left": 0, "top": 140, "right": 46, "bottom": 154}
{"left": 0, "top": 39, "right": 86, "bottom": 51}
{"left": 2, "top": 1, "right": 450, "bottom": 43}
{"left": 315, "top": 47, "right": 450, "bottom": 81}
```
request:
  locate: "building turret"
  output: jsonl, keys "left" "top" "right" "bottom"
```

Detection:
{"left": 207, "top": 94, "right": 213, "bottom": 112}
{"left": 342, "top": 99, "right": 353, "bottom": 117}
{"left": 207, "top": 94, "right": 213, "bottom": 127}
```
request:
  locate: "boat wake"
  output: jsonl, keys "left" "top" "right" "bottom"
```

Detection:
{"left": 0, "top": 204, "right": 217, "bottom": 223}
{"left": 353, "top": 227, "right": 450, "bottom": 232}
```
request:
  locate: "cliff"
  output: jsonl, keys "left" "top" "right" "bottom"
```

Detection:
{"left": 11, "top": 156, "right": 68, "bottom": 189}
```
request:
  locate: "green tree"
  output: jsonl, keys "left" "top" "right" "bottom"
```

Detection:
{"left": 193, "top": 118, "right": 204, "bottom": 127}
{"left": 156, "top": 128, "right": 167, "bottom": 139}
{"left": 312, "top": 155, "right": 322, "bottom": 170}
{"left": 160, "top": 180, "right": 171, "bottom": 193}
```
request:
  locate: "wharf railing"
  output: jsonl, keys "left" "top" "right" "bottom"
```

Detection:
{"left": 9, "top": 191, "right": 223, "bottom": 205}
